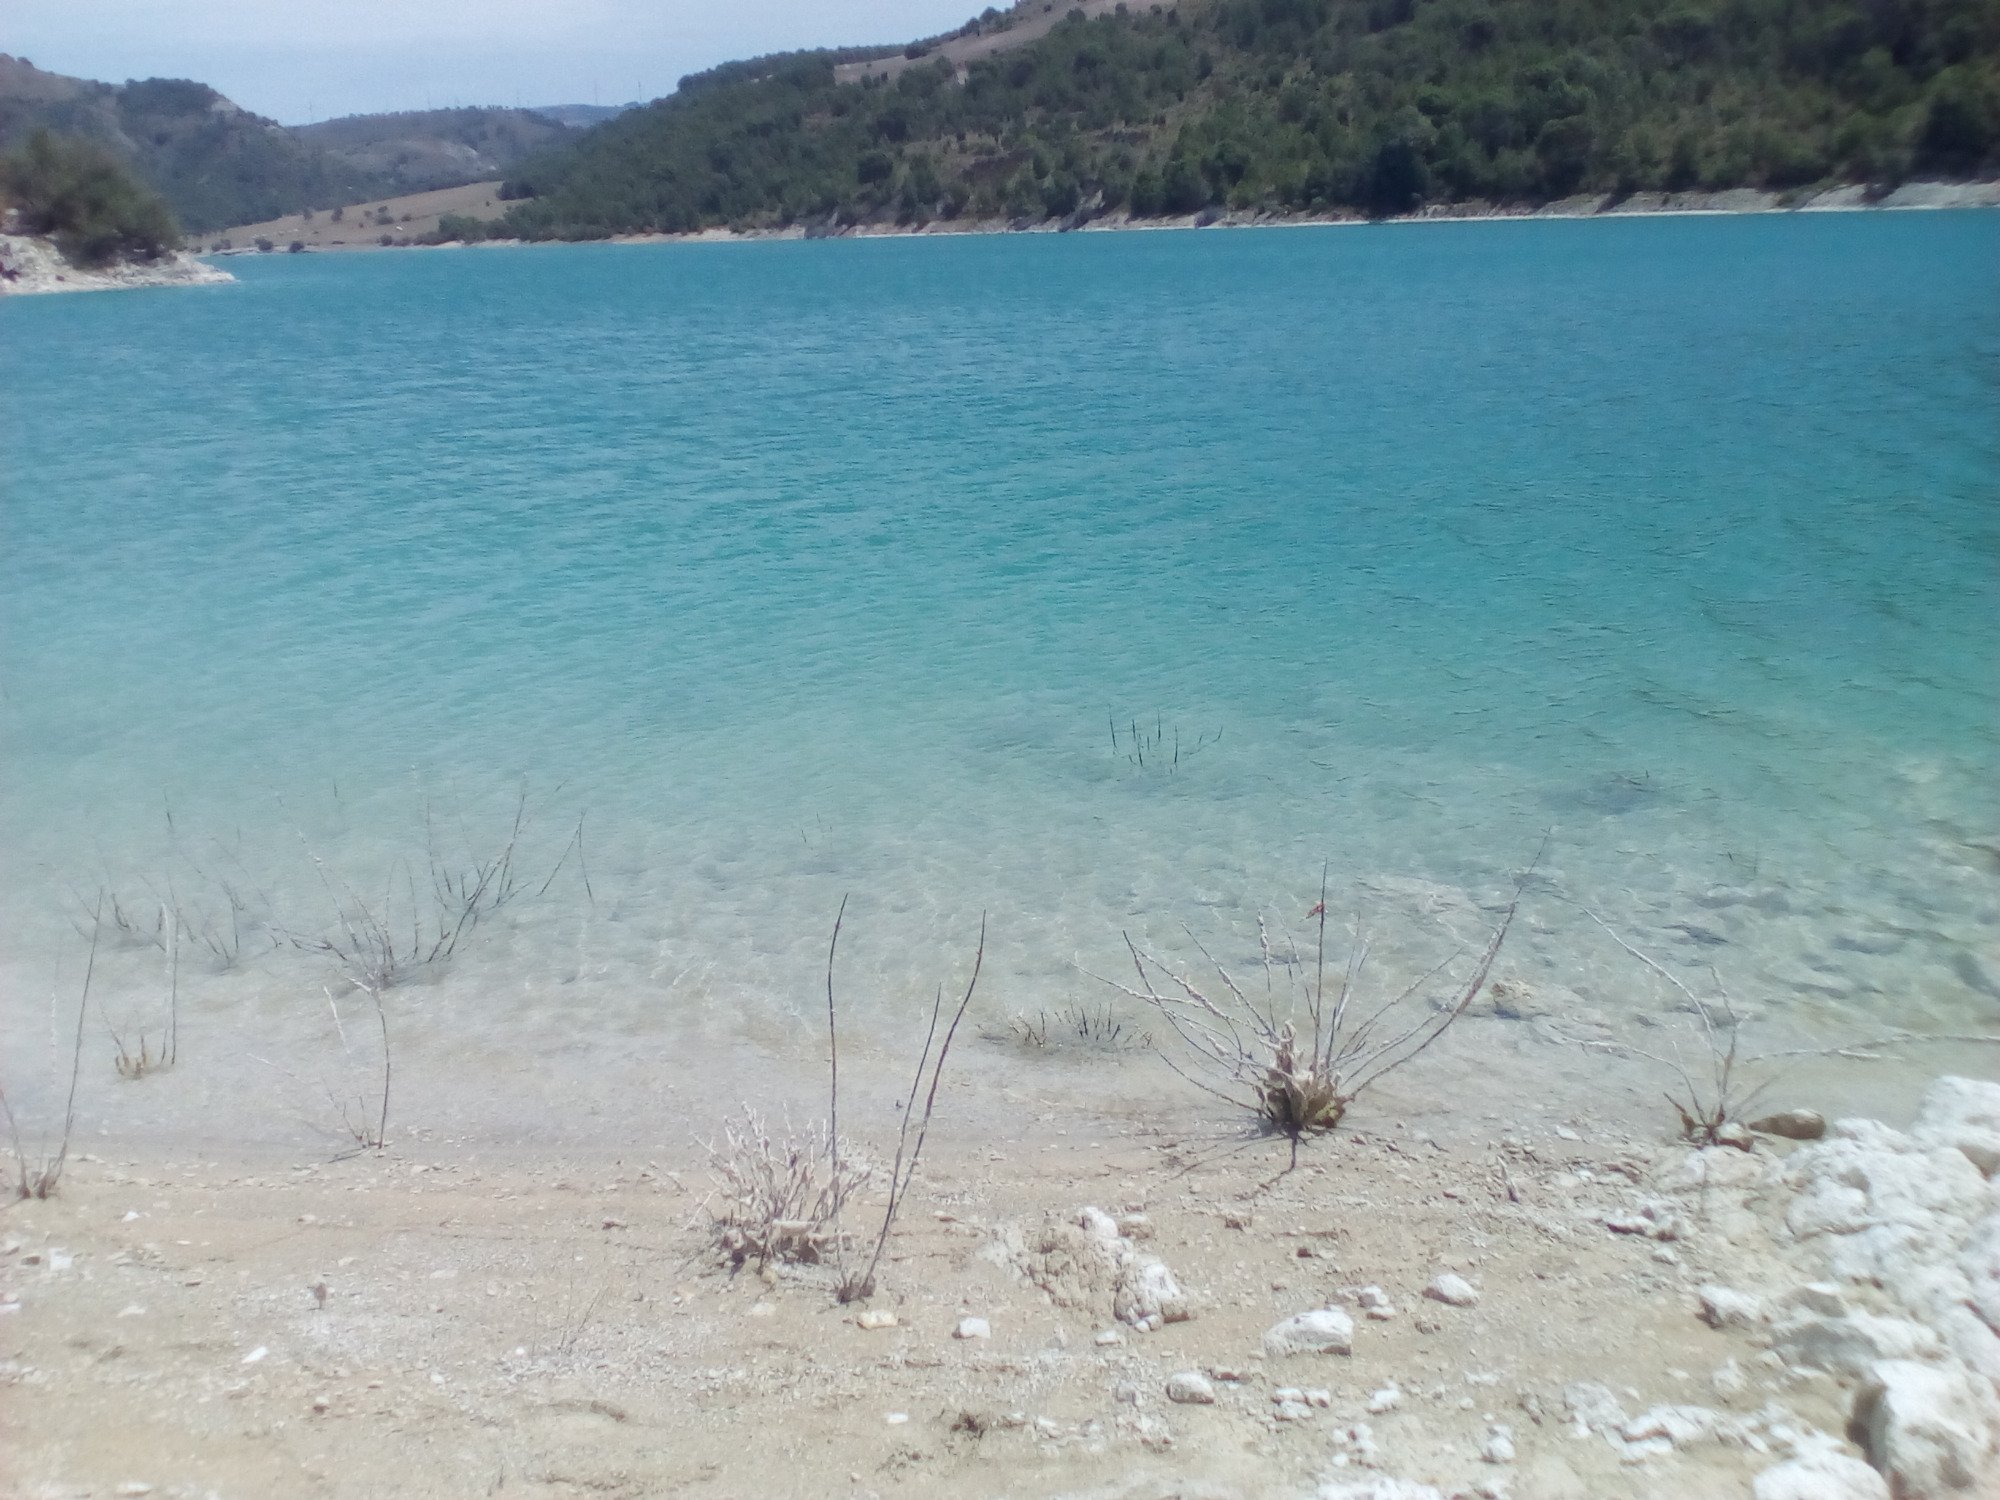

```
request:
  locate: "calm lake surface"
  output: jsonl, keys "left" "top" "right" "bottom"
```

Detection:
{"left": 2, "top": 214, "right": 1995, "bottom": 1136}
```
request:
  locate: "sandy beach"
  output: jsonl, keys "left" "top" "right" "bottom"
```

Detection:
{"left": 6, "top": 980, "right": 1997, "bottom": 1500}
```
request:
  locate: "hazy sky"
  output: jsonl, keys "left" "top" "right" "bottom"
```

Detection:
{"left": 8, "top": 1, "right": 990, "bottom": 123}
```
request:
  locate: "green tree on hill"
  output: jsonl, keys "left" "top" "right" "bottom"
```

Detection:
{"left": 0, "top": 128, "right": 182, "bottom": 266}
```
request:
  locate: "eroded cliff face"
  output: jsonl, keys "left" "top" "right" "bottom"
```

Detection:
{"left": 0, "top": 232, "right": 233, "bottom": 295}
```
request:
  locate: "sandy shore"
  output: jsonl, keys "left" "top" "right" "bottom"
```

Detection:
{"left": 7, "top": 1034, "right": 1997, "bottom": 1498}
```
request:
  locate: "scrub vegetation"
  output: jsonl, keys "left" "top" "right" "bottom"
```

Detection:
{"left": 0, "top": 128, "right": 182, "bottom": 267}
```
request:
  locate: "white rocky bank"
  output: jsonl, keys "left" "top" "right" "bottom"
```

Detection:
{"left": 0, "top": 233, "right": 233, "bottom": 295}
{"left": 1314, "top": 1076, "right": 2000, "bottom": 1500}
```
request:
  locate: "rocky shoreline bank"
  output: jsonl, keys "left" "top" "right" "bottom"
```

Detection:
{"left": 483, "top": 178, "right": 2000, "bottom": 251}
{"left": 0, "top": 233, "right": 233, "bottom": 296}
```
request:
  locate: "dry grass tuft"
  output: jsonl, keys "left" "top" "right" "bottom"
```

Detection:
{"left": 986, "top": 1000, "right": 1148, "bottom": 1053}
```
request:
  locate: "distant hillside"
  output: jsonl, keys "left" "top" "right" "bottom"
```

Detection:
{"left": 499, "top": 0, "right": 2000, "bottom": 239}
{"left": 0, "top": 56, "right": 576, "bottom": 233}
{"left": 532, "top": 104, "right": 639, "bottom": 130}
{"left": 292, "top": 107, "right": 571, "bottom": 195}
{"left": 0, "top": 56, "right": 373, "bottom": 233}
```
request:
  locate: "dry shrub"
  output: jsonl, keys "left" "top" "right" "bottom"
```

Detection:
{"left": 1577, "top": 906, "right": 2000, "bottom": 1146}
{"left": 1088, "top": 858, "right": 1536, "bottom": 1161}
{"left": 703, "top": 1107, "right": 872, "bottom": 1270}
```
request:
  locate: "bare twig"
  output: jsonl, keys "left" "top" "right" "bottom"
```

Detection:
{"left": 840, "top": 914, "right": 985, "bottom": 1304}
{"left": 0, "top": 1082, "right": 28, "bottom": 1204}
{"left": 15, "top": 906, "right": 103, "bottom": 1198}
{"left": 825, "top": 893, "right": 849, "bottom": 1285}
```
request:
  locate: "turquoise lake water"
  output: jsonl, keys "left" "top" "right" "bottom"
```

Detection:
{"left": 2, "top": 214, "right": 1996, "bottom": 1133}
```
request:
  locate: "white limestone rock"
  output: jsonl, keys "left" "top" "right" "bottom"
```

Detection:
{"left": 1077, "top": 1205, "right": 1123, "bottom": 1245}
{"left": 1790, "top": 1284, "right": 1853, "bottom": 1319}
{"left": 1911, "top": 1077, "right": 2000, "bottom": 1178}
{"left": 1752, "top": 1449, "right": 1892, "bottom": 1500}
{"left": 1936, "top": 1305, "right": 2000, "bottom": 1384}
{"left": 1113, "top": 1257, "right": 1188, "bottom": 1329}
{"left": 1783, "top": 1126, "right": 1991, "bottom": 1289}
{"left": 1480, "top": 1424, "right": 1517, "bottom": 1463}
{"left": 1313, "top": 1481, "right": 1442, "bottom": 1500}
{"left": 1423, "top": 1273, "right": 1480, "bottom": 1308}
{"left": 1852, "top": 1359, "right": 2000, "bottom": 1498}
{"left": 1713, "top": 1359, "right": 1752, "bottom": 1402}
{"left": 1263, "top": 1307, "right": 1355, "bottom": 1358}
{"left": 1562, "top": 1382, "right": 1628, "bottom": 1436}
{"left": 1774, "top": 1311, "right": 1945, "bottom": 1377}
{"left": 1356, "top": 1284, "right": 1398, "bottom": 1320}
{"left": 1699, "top": 1284, "right": 1766, "bottom": 1330}
{"left": 1165, "top": 1370, "right": 1216, "bottom": 1405}
{"left": 1620, "top": 1404, "right": 1723, "bottom": 1448}
{"left": 1963, "top": 1213, "right": 2000, "bottom": 1336}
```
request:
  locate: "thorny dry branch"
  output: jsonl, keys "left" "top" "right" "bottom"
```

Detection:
{"left": 1086, "top": 853, "right": 1538, "bottom": 1164}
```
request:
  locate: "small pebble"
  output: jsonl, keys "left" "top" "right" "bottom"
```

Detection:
{"left": 856, "top": 1309, "right": 898, "bottom": 1330}
{"left": 1165, "top": 1370, "right": 1216, "bottom": 1405}
{"left": 1357, "top": 1284, "right": 1398, "bottom": 1320}
{"left": 1748, "top": 1108, "right": 1825, "bottom": 1140}
{"left": 954, "top": 1316, "right": 991, "bottom": 1340}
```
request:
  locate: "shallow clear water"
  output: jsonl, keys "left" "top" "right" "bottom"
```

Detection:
{"left": 2, "top": 215, "right": 1996, "bottom": 1137}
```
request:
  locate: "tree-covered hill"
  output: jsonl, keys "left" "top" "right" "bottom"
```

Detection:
{"left": 0, "top": 59, "right": 375, "bottom": 232}
{"left": 0, "top": 56, "right": 575, "bottom": 233}
{"left": 498, "top": 0, "right": 2000, "bottom": 238}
